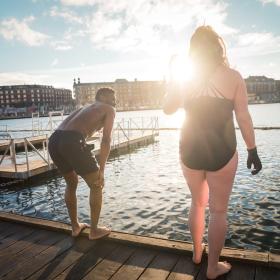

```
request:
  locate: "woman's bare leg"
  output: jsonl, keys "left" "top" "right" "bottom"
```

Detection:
{"left": 206, "top": 151, "right": 238, "bottom": 279}
{"left": 181, "top": 162, "right": 209, "bottom": 264}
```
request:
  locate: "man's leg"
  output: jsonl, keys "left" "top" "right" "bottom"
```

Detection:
{"left": 63, "top": 171, "right": 89, "bottom": 237}
{"left": 82, "top": 171, "right": 111, "bottom": 239}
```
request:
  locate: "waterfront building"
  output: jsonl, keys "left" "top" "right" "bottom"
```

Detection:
{"left": 0, "top": 84, "right": 74, "bottom": 117}
{"left": 73, "top": 78, "right": 166, "bottom": 110}
{"left": 245, "top": 76, "right": 280, "bottom": 103}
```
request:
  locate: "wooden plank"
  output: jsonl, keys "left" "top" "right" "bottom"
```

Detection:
{"left": 110, "top": 248, "right": 157, "bottom": 280}
{"left": 82, "top": 244, "right": 136, "bottom": 280}
{"left": 219, "top": 247, "right": 269, "bottom": 265}
{"left": 194, "top": 260, "right": 208, "bottom": 280}
{"left": 0, "top": 230, "right": 65, "bottom": 278}
{"left": 0, "top": 212, "right": 194, "bottom": 255}
{"left": 0, "top": 221, "right": 12, "bottom": 233}
{"left": 4, "top": 235, "right": 74, "bottom": 280}
{"left": 269, "top": 252, "right": 280, "bottom": 269}
{"left": 255, "top": 265, "right": 280, "bottom": 280}
{"left": 107, "top": 231, "right": 193, "bottom": 256}
{"left": 0, "top": 229, "right": 49, "bottom": 259}
{"left": 0, "top": 225, "right": 34, "bottom": 250}
{"left": 0, "top": 222, "right": 25, "bottom": 240}
{"left": 26, "top": 237, "right": 97, "bottom": 280}
{"left": 53, "top": 241, "right": 119, "bottom": 280}
{"left": 138, "top": 252, "right": 179, "bottom": 280}
{"left": 225, "top": 262, "right": 255, "bottom": 280}
{"left": 167, "top": 256, "right": 200, "bottom": 280}
{"left": 0, "top": 213, "right": 279, "bottom": 269}
{"left": 0, "top": 212, "right": 72, "bottom": 234}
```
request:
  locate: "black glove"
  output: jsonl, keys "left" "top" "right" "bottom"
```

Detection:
{"left": 85, "top": 143, "right": 95, "bottom": 153}
{"left": 247, "top": 147, "right": 262, "bottom": 175}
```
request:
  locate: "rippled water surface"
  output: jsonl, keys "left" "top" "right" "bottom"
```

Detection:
{"left": 0, "top": 128, "right": 279, "bottom": 252}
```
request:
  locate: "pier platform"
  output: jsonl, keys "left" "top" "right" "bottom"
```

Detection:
{"left": 0, "top": 133, "right": 156, "bottom": 180}
{"left": 0, "top": 135, "right": 100, "bottom": 153}
{"left": 0, "top": 212, "right": 279, "bottom": 280}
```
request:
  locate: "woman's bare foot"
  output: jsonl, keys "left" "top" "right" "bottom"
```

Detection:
{"left": 192, "top": 243, "right": 205, "bottom": 264}
{"left": 89, "top": 226, "right": 111, "bottom": 240}
{"left": 72, "top": 223, "right": 90, "bottom": 237}
{"left": 207, "top": 261, "right": 232, "bottom": 279}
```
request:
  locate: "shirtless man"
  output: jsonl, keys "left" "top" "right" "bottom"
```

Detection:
{"left": 48, "top": 87, "right": 116, "bottom": 239}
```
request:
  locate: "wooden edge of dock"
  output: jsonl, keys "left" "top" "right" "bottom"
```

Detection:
{"left": 0, "top": 211, "right": 279, "bottom": 269}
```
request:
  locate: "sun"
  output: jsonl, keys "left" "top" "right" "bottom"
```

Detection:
{"left": 168, "top": 54, "right": 194, "bottom": 83}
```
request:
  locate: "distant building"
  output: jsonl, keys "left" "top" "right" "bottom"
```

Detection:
{"left": 245, "top": 76, "right": 280, "bottom": 103}
{"left": 0, "top": 84, "right": 74, "bottom": 116}
{"left": 73, "top": 78, "right": 166, "bottom": 110}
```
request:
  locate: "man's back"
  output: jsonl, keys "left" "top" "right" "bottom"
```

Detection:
{"left": 58, "top": 102, "right": 115, "bottom": 138}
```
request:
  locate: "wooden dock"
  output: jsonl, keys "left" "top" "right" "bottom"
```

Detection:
{"left": 0, "top": 212, "right": 279, "bottom": 280}
{"left": 0, "top": 133, "right": 156, "bottom": 180}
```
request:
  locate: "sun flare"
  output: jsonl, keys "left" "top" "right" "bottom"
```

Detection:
{"left": 169, "top": 55, "right": 194, "bottom": 83}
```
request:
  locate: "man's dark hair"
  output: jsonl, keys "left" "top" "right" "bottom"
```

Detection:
{"left": 95, "top": 87, "right": 115, "bottom": 101}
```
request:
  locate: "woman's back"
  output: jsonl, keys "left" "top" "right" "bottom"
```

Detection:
{"left": 180, "top": 65, "right": 241, "bottom": 171}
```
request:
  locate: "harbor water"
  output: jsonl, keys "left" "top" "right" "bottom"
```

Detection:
{"left": 0, "top": 103, "right": 279, "bottom": 252}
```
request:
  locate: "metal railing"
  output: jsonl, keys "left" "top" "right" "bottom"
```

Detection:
{"left": 0, "top": 116, "right": 159, "bottom": 177}
{"left": 0, "top": 134, "right": 51, "bottom": 176}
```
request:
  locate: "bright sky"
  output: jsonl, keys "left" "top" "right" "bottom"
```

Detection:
{"left": 0, "top": 0, "right": 280, "bottom": 89}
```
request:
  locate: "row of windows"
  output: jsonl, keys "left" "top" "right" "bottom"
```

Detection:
{"left": 0, "top": 98, "right": 70, "bottom": 103}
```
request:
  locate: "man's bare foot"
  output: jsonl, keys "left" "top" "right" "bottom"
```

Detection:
{"left": 72, "top": 223, "right": 90, "bottom": 237}
{"left": 89, "top": 226, "right": 111, "bottom": 240}
{"left": 192, "top": 243, "right": 205, "bottom": 264}
{"left": 207, "top": 261, "right": 232, "bottom": 279}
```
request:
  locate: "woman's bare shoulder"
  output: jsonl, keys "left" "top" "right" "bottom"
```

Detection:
{"left": 224, "top": 66, "right": 244, "bottom": 81}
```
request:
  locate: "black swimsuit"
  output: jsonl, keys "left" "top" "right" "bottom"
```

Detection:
{"left": 180, "top": 81, "right": 237, "bottom": 171}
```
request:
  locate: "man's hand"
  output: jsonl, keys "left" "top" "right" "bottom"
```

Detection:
{"left": 99, "top": 170, "right": 105, "bottom": 188}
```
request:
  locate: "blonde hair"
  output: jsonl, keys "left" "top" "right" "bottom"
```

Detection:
{"left": 189, "top": 26, "right": 228, "bottom": 78}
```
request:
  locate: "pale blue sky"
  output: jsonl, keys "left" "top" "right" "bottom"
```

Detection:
{"left": 0, "top": 0, "right": 280, "bottom": 89}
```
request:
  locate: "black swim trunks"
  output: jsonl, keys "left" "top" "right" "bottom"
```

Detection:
{"left": 48, "top": 130, "right": 99, "bottom": 175}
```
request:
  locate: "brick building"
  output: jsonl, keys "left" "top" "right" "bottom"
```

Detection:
{"left": 73, "top": 78, "right": 165, "bottom": 110}
{"left": 245, "top": 76, "right": 280, "bottom": 103}
{"left": 0, "top": 84, "right": 74, "bottom": 116}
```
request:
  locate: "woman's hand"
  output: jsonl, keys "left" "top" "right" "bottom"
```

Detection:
{"left": 247, "top": 147, "right": 262, "bottom": 175}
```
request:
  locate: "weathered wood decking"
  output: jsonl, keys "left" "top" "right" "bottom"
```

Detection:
{"left": 0, "top": 212, "right": 279, "bottom": 280}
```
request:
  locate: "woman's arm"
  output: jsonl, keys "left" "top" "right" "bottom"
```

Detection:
{"left": 233, "top": 74, "right": 256, "bottom": 149}
{"left": 163, "top": 82, "right": 184, "bottom": 115}
{"left": 234, "top": 73, "right": 262, "bottom": 174}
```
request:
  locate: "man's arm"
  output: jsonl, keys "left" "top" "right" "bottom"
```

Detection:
{"left": 99, "top": 107, "right": 115, "bottom": 174}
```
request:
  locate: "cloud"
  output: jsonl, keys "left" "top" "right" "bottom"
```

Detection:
{"left": 0, "top": 16, "right": 49, "bottom": 46}
{"left": 59, "top": 0, "right": 237, "bottom": 55}
{"left": 0, "top": 57, "right": 167, "bottom": 89}
{"left": 50, "top": 40, "right": 73, "bottom": 50}
{"left": 229, "top": 32, "right": 280, "bottom": 58}
{"left": 51, "top": 58, "right": 58, "bottom": 66}
{"left": 49, "top": 6, "right": 83, "bottom": 24}
{"left": 0, "top": 72, "right": 51, "bottom": 86}
{"left": 60, "top": 0, "right": 97, "bottom": 6}
{"left": 259, "top": 0, "right": 280, "bottom": 6}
